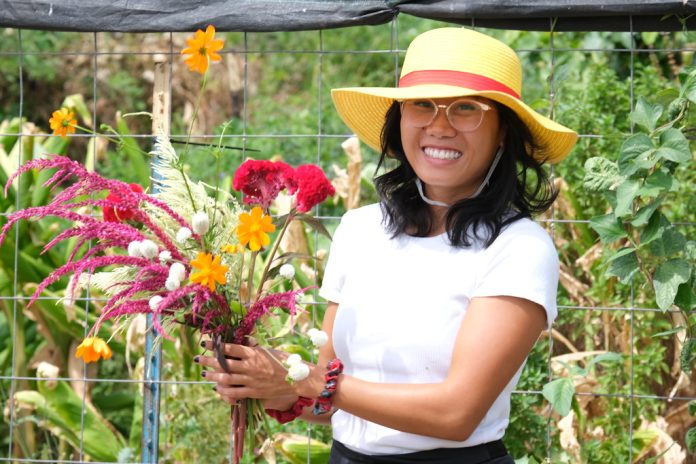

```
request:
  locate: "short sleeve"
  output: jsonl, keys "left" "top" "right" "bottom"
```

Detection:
{"left": 472, "top": 221, "right": 560, "bottom": 328}
{"left": 319, "top": 211, "right": 352, "bottom": 304}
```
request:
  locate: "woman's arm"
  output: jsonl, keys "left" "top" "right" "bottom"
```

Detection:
{"left": 327, "top": 295, "right": 546, "bottom": 441}
{"left": 199, "top": 295, "right": 545, "bottom": 441}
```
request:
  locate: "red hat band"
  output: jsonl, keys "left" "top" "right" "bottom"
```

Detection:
{"left": 398, "top": 70, "right": 521, "bottom": 100}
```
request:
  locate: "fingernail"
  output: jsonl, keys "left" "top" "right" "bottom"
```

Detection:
{"left": 193, "top": 356, "right": 200, "bottom": 363}
{"left": 212, "top": 385, "right": 217, "bottom": 392}
{"left": 201, "top": 371, "right": 207, "bottom": 378}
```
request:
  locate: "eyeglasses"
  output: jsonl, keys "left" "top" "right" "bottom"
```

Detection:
{"left": 400, "top": 98, "right": 493, "bottom": 132}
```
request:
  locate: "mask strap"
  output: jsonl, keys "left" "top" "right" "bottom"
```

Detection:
{"left": 470, "top": 145, "right": 504, "bottom": 198}
{"left": 415, "top": 178, "right": 450, "bottom": 207}
{"left": 414, "top": 145, "right": 504, "bottom": 207}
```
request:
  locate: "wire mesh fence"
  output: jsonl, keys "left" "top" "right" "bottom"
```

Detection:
{"left": 1, "top": 13, "right": 695, "bottom": 464}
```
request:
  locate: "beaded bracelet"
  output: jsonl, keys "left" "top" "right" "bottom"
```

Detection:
{"left": 265, "top": 396, "right": 313, "bottom": 424}
{"left": 313, "top": 358, "right": 344, "bottom": 415}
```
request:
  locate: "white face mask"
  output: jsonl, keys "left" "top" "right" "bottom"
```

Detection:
{"left": 414, "top": 145, "right": 504, "bottom": 207}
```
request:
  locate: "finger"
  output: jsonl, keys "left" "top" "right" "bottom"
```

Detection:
{"left": 203, "top": 371, "right": 249, "bottom": 386}
{"left": 193, "top": 356, "right": 224, "bottom": 371}
{"left": 216, "top": 384, "right": 253, "bottom": 400}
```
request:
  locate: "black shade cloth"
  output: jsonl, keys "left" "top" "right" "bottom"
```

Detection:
{"left": 1, "top": 0, "right": 696, "bottom": 32}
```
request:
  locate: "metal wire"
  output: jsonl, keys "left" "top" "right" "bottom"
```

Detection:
{"left": 2, "top": 21, "right": 696, "bottom": 464}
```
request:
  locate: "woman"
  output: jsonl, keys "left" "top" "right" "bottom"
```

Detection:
{"left": 197, "top": 27, "right": 577, "bottom": 463}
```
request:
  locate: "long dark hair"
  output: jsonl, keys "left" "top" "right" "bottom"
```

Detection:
{"left": 374, "top": 101, "right": 557, "bottom": 248}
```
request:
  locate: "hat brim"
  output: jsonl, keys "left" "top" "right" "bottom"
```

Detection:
{"left": 331, "top": 85, "right": 577, "bottom": 164}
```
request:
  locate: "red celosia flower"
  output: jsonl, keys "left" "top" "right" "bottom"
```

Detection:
{"left": 103, "top": 183, "right": 144, "bottom": 222}
{"left": 232, "top": 160, "right": 296, "bottom": 209}
{"left": 293, "top": 164, "right": 335, "bottom": 213}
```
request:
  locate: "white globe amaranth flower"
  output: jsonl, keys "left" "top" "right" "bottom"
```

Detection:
{"left": 307, "top": 328, "right": 329, "bottom": 348}
{"left": 139, "top": 239, "right": 159, "bottom": 259}
{"left": 159, "top": 250, "right": 172, "bottom": 263}
{"left": 169, "top": 262, "right": 186, "bottom": 282}
{"left": 191, "top": 211, "right": 210, "bottom": 235}
{"left": 285, "top": 354, "right": 302, "bottom": 366}
{"left": 287, "top": 362, "right": 310, "bottom": 382}
{"left": 279, "top": 263, "right": 295, "bottom": 280}
{"left": 165, "top": 277, "right": 180, "bottom": 291}
{"left": 176, "top": 227, "right": 192, "bottom": 242}
{"left": 36, "top": 361, "right": 60, "bottom": 390}
{"left": 127, "top": 240, "right": 143, "bottom": 257}
{"left": 148, "top": 295, "right": 163, "bottom": 310}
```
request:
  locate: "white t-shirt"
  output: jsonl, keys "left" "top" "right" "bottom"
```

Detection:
{"left": 319, "top": 203, "right": 559, "bottom": 455}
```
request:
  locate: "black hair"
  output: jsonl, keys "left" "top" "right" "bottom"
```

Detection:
{"left": 374, "top": 101, "right": 557, "bottom": 248}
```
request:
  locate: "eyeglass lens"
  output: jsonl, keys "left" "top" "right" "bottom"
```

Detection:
{"left": 401, "top": 99, "right": 486, "bottom": 132}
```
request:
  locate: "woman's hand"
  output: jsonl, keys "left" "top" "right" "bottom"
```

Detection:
{"left": 195, "top": 342, "right": 322, "bottom": 405}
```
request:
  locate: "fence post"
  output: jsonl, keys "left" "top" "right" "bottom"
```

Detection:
{"left": 141, "top": 57, "right": 170, "bottom": 463}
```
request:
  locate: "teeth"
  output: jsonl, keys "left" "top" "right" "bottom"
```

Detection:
{"left": 423, "top": 147, "right": 462, "bottom": 160}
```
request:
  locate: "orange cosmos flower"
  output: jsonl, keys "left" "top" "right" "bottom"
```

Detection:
{"left": 222, "top": 243, "right": 244, "bottom": 254}
{"left": 236, "top": 206, "right": 275, "bottom": 252}
{"left": 181, "top": 25, "right": 224, "bottom": 74}
{"left": 75, "top": 337, "right": 112, "bottom": 363}
{"left": 190, "top": 252, "right": 229, "bottom": 292}
{"left": 49, "top": 108, "right": 77, "bottom": 138}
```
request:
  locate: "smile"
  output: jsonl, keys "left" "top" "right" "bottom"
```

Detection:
{"left": 423, "top": 147, "right": 462, "bottom": 160}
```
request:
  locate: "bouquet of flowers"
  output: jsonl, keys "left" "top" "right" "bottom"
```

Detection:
{"left": 0, "top": 25, "right": 336, "bottom": 463}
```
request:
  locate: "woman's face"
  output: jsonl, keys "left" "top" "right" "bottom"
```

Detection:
{"left": 399, "top": 96, "right": 505, "bottom": 204}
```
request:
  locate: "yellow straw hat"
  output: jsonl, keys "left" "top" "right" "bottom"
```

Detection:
{"left": 331, "top": 27, "right": 577, "bottom": 164}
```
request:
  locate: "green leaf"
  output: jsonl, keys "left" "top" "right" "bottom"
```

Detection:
{"left": 641, "top": 31, "right": 659, "bottom": 45}
{"left": 582, "top": 157, "right": 623, "bottom": 192}
{"left": 542, "top": 378, "right": 575, "bottom": 417}
{"left": 639, "top": 169, "right": 679, "bottom": 197}
{"left": 296, "top": 213, "right": 333, "bottom": 240}
{"left": 654, "top": 259, "right": 691, "bottom": 310}
{"left": 640, "top": 212, "right": 668, "bottom": 247}
{"left": 618, "top": 134, "right": 654, "bottom": 176}
{"left": 586, "top": 352, "right": 623, "bottom": 373}
{"left": 606, "top": 248, "right": 640, "bottom": 284}
{"left": 682, "top": 338, "right": 696, "bottom": 374}
{"left": 681, "top": 68, "right": 696, "bottom": 104}
{"left": 674, "top": 279, "right": 696, "bottom": 312}
{"left": 630, "top": 198, "right": 662, "bottom": 228}
{"left": 115, "top": 113, "right": 151, "bottom": 186}
{"left": 649, "top": 226, "right": 686, "bottom": 257}
{"left": 17, "top": 380, "right": 126, "bottom": 461}
{"left": 687, "top": 426, "right": 696, "bottom": 454}
{"left": 689, "top": 401, "right": 696, "bottom": 416}
{"left": 630, "top": 96, "right": 662, "bottom": 132}
{"left": 614, "top": 179, "right": 641, "bottom": 218}
{"left": 651, "top": 325, "right": 685, "bottom": 338}
{"left": 655, "top": 128, "right": 692, "bottom": 164}
{"left": 589, "top": 213, "right": 627, "bottom": 244}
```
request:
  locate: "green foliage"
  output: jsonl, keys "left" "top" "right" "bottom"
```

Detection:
{"left": 584, "top": 68, "right": 696, "bottom": 313}
{"left": 14, "top": 380, "right": 126, "bottom": 461}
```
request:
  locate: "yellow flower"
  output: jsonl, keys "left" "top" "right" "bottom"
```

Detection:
{"left": 75, "top": 337, "right": 112, "bottom": 363}
{"left": 49, "top": 108, "right": 77, "bottom": 138}
{"left": 222, "top": 243, "right": 243, "bottom": 254}
{"left": 181, "top": 25, "right": 224, "bottom": 74}
{"left": 190, "top": 251, "right": 229, "bottom": 292}
{"left": 236, "top": 206, "right": 276, "bottom": 252}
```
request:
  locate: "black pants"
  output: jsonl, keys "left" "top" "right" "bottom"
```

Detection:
{"left": 329, "top": 440, "right": 515, "bottom": 464}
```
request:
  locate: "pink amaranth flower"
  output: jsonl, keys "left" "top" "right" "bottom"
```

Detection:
{"left": 233, "top": 288, "right": 309, "bottom": 344}
{"left": 232, "top": 159, "right": 296, "bottom": 209}
{"left": 293, "top": 164, "right": 335, "bottom": 213}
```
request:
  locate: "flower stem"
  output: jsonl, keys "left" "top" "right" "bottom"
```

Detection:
{"left": 246, "top": 250, "right": 258, "bottom": 305}
{"left": 255, "top": 212, "right": 294, "bottom": 297}
{"left": 178, "top": 71, "right": 209, "bottom": 213}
